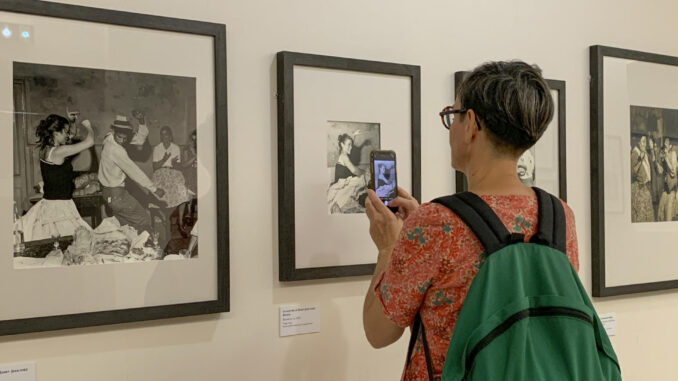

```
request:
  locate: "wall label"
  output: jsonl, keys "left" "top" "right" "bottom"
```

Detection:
{"left": 600, "top": 313, "right": 616, "bottom": 337}
{"left": 279, "top": 304, "right": 320, "bottom": 337}
{"left": 0, "top": 362, "right": 35, "bottom": 381}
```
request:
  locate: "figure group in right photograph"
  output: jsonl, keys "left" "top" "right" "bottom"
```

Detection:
{"left": 630, "top": 105, "right": 678, "bottom": 223}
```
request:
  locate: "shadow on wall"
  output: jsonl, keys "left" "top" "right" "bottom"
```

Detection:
{"left": 281, "top": 299, "right": 348, "bottom": 381}
{"left": 274, "top": 251, "right": 368, "bottom": 380}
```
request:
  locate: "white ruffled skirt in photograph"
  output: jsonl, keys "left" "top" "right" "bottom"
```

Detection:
{"left": 17, "top": 199, "right": 92, "bottom": 242}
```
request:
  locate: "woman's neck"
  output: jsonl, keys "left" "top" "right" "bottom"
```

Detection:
{"left": 465, "top": 156, "right": 532, "bottom": 196}
{"left": 163, "top": 141, "right": 171, "bottom": 149}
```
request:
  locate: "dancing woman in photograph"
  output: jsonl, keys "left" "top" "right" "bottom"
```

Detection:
{"left": 18, "top": 113, "right": 94, "bottom": 241}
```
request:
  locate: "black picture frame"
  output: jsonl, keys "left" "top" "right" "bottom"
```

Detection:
{"left": 277, "top": 51, "right": 421, "bottom": 281}
{"left": 0, "top": 0, "right": 229, "bottom": 335}
{"left": 452, "top": 71, "right": 567, "bottom": 201}
{"left": 590, "top": 45, "right": 678, "bottom": 297}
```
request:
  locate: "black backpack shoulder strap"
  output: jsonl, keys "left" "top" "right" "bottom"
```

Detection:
{"left": 406, "top": 313, "right": 434, "bottom": 381}
{"left": 456, "top": 192, "right": 515, "bottom": 245}
{"left": 432, "top": 192, "right": 518, "bottom": 255}
{"left": 530, "top": 187, "right": 567, "bottom": 253}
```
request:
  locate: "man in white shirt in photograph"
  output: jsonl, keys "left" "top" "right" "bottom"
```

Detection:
{"left": 99, "top": 115, "right": 165, "bottom": 234}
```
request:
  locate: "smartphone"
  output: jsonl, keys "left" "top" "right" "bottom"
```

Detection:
{"left": 370, "top": 150, "right": 398, "bottom": 212}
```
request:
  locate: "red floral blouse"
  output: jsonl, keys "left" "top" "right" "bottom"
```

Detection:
{"left": 374, "top": 195, "right": 579, "bottom": 381}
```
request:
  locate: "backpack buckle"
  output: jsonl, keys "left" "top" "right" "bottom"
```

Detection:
{"left": 508, "top": 233, "right": 525, "bottom": 244}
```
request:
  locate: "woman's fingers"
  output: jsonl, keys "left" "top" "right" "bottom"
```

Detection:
{"left": 366, "top": 189, "right": 392, "bottom": 216}
{"left": 388, "top": 192, "right": 419, "bottom": 210}
{"left": 387, "top": 197, "right": 408, "bottom": 208}
{"left": 396, "top": 186, "right": 413, "bottom": 199}
{"left": 387, "top": 189, "right": 419, "bottom": 220}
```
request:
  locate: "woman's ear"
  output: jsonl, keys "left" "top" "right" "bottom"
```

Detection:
{"left": 464, "top": 109, "right": 480, "bottom": 143}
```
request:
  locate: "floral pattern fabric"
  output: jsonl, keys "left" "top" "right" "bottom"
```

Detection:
{"left": 374, "top": 195, "right": 579, "bottom": 381}
{"left": 152, "top": 167, "right": 193, "bottom": 208}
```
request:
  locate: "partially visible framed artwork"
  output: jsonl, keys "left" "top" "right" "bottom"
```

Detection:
{"left": 453, "top": 71, "right": 567, "bottom": 200}
{"left": 277, "top": 51, "right": 421, "bottom": 281}
{"left": 591, "top": 45, "right": 678, "bottom": 296}
{"left": 0, "top": 0, "right": 228, "bottom": 335}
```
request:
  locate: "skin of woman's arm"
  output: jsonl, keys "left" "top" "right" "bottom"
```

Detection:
{"left": 338, "top": 153, "right": 362, "bottom": 175}
{"left": 363, "top": 247, "right": 405, "bottom": 348}
{"left": 49, "top": 121, "right": 94, "bottom": 164}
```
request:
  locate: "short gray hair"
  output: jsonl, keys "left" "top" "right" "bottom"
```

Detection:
{"left": 457, "top": 61, "right": 554, "bottom": 155}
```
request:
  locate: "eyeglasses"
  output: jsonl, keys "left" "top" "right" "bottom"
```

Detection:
{"left": 439, "top": 106, "right": 482, "bottom": 131}
{"left": 439, "top": 106, "right": 468, "bottom": 129}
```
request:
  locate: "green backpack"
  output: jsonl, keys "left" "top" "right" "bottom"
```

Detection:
{"left": 406, "top": 188, "right": 621, "bottom": 381}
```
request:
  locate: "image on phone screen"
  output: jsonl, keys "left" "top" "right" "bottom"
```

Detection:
{"left": 373, "top": 159, "right": 397, "bottom": 204}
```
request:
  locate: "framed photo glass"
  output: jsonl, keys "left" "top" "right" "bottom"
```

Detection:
{"left": 591, "top": 45, "right": 678, "bottom": 296}
{"left": 277, "top": 51, "right": 421, "bottom": 281}
{"left": 1, "top": 1, "right": 228, "bottom": 335}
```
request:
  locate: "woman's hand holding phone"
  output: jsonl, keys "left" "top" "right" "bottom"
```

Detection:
{"left": 365, "top": 189, "right": 403, "bottom": 253}
{"left": 387, "top": 187, "right": 419, "bottom": 220}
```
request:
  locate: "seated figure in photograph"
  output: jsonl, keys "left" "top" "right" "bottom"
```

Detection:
{"left": 99, "top": 115, "right": 165, "bottom": 235}
{"left": 334, "top": 133, "right": 363, "bottom": 182}
{"left": 375, "top": 163, "right": 396, "bottom": 200}
{"left": 179, "top": 130, "right": 198, "bottom": 235}
{"left": 150, "top": 125, "right": 193, "bottom": 247}
{"left": 658, "top": 137, "right": 678, "bottom": 221}
{"left": 19, "top": 113, "right": 94, "bottom": 241}
{"left": 153, "top": 125, "right": 181, "bottom": 170}
{"left": 327, "top": 133, "right": 371, "bottom": 214}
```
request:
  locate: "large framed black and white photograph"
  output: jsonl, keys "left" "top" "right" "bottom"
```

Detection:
{"left": 0, "top": 1, "right": 228, "bottom": 335}
{"left": 453, "top": 71, "right": 567, "bottom": 200}
{"left": 277, "top": 51, "right": 420, "bottom": 281}
{"left": 591, "top": 45, "right": 678, "bottom": 296}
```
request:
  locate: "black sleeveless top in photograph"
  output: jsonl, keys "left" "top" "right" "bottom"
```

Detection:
{"left": 40, "top": 155, "right": 75, "bottom": 200}
{"left": 334, "top": 163, "right": 353, "bottom": 183}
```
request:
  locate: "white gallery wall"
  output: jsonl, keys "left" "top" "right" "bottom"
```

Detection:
{"left": 0, "top": 0, "right": 677, "bottom": 379}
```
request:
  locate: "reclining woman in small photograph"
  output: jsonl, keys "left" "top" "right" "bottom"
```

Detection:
{"left": 327, "top": 133, "right": 371, "bottom": 214}
{"left": 19, "top": 113, "right": 94, "bottom": 241}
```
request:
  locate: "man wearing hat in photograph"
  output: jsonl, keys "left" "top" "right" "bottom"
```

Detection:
{"left": 98, "top": 115, "right": 165, "bottom": 234}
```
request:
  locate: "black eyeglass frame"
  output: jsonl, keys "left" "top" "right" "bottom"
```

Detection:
{"left": 439, "top": 106, "right": 481, "bottom": 130}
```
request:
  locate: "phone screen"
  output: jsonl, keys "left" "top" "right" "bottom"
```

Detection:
{"left": 372, "top": 157, "right": 397, "bottom": 205}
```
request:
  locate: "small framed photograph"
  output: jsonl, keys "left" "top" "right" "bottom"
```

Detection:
{"left": 590, "top": 45, "right": 678, "bottom": 296}
{"left": 1, "top": 0, "right": 228, "bottom": 335}
{"left": 277, "top": 51, "right": 421, "bottom": 281}
{"left": 453, "top": 71, "right": 567, "bottom": 200}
